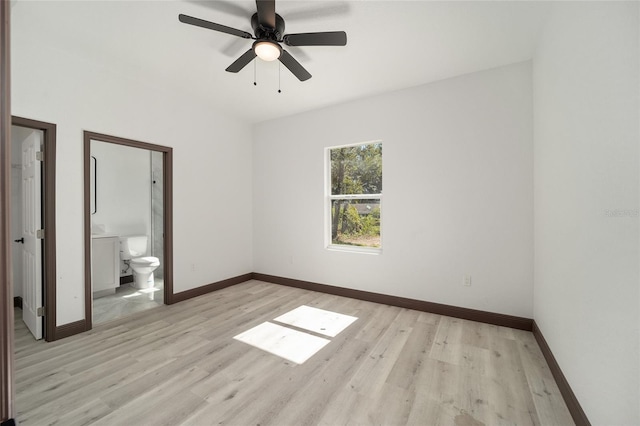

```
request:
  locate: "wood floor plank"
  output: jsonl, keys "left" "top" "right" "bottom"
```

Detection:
{"left": 17, "top": 351, "right": 177, "bottom": 420}
{"left": 317, "top": 386, "right": 375, "bottom": 425}
{"left": 428, "top": 315, "right": 465, "bottom": 364}
{"left": 347, "top": 308, "right": 415, "bottom": 396}
{"left": 93, "top": 366, "right": 209, "bottom": 426}
{"left": 516, "top": 335, "right": 576, "bottom": 426}
{"left": 182, "top": 351, "right": 290, "bottom": 425}
{"left": 98, "top": 343, "right": 224, "bottom": 410}
{"left": 371, "top": 382, "right": 415, "bottom": 425}
{"left": 15, "top": 325, "right": 132, "bottom": 371}
{"left": 13, "top": 281, "right": 574, "bottom": 425}
{"left": 386, "top": 319, "right": 439, "bottom": 390}
{"left": 42, "top": 398, "right": 113, "bottom": 426}
{"left": 15, "top": 320, "right": 168, "bottom": 383}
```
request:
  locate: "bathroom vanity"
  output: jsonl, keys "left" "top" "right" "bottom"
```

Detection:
{"left": 91, "top": 234, "right": 120, "bottom": 298}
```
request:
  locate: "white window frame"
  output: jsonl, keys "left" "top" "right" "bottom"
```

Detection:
{"left": 325, "top": 141, "right": 382, "bottom": 254}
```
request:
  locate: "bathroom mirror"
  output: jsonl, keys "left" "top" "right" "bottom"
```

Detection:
{"left": 90, "top": 156, "right": 97, "bottom": 214}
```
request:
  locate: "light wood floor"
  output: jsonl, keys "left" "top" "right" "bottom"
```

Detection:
{"left": 14, "top": 280, "right": 574, "bottom": 425}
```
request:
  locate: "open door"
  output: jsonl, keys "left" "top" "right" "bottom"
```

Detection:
{"left": 21, "top": 131, "right": 43, "bottom": 340}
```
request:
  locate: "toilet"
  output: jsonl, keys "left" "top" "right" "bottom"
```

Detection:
{"left": 119, "top": 235, "right": 160, "bottom": 289}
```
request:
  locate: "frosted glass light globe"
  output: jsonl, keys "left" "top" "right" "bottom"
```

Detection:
{"left": 254, "top": 41, "right": 281, "bottom": 61}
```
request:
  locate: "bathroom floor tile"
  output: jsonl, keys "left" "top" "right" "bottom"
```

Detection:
{"left": 93, "top": 278, "right": 164, "bottom": 325}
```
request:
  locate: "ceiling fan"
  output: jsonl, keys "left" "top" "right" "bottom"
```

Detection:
{"left": 178, "top": 0, "right": 347, "bottom": 82}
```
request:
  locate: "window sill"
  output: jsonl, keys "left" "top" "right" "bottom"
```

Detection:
{"left": 327, "top": 245, "right": 382, "bottom": 255}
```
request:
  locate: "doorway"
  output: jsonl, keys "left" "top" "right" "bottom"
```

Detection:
{"left": 83, "top": 131, "right": 173, "bottom": 329}
{"left": 10, "top": 116, "right": 57, "bottom": 342}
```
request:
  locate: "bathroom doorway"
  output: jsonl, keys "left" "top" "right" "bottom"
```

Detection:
{"left": 83, "top": 131, "right": 173, "bottom": 329}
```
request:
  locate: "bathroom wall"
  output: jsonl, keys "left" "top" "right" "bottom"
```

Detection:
{"left": 150, "top": 150, "right": 163, "bottom": 279}
{"left": 90, "top": 140, "right": 152, "bottom": 276}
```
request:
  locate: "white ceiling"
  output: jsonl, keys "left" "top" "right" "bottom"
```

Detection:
{"left": 12, "top": 1, "right": 552, "bottom": 124}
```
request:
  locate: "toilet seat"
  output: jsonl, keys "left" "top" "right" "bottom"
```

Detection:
{"left": 130, "top": 256, "right": 160, "bottom": 267}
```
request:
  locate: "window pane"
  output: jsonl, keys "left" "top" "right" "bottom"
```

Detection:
{"left": 330, "top": 199, "right": 381, "bottom": 248}
{"left": 331, "top": 143, "right": 382, "bottom": 195}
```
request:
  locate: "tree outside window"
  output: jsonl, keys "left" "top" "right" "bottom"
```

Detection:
{"left": 328, "top": 142, "right": 382, "bottom": 250}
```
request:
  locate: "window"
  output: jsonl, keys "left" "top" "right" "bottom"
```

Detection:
{"left": 327, "top": 142, "right": 382, "bottom": 251}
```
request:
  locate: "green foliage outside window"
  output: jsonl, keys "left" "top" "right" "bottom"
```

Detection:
{"left": 330, "top": 143, "right": 382, "bottom": 248}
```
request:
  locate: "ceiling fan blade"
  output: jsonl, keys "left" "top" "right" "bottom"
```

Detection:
{"left": 225, "top": 49, "right": 257, "bottom": 73}
{"left": 255, "top": 0, "right": 276, "bottom": 29}
{"left": 178, "top": 14, "right": 253, "bottom": 39}
{"left": 283, "top": 31, "right": 347, "bottom": 46}
{"left": 279, "top": 50, "right": 312, "bottom": 81}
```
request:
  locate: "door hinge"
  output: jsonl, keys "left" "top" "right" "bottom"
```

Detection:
{"left": 36, "top": 306, "right": 45, "bottom": 317}
{"left": 36, "top": 151, "right": 44, "bottom": 161}
{"left": 36, "top": 229, "right": 45, "bottom": 239}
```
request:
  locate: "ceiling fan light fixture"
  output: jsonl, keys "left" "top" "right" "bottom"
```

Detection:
{"left": 254, "top": 41, "right": 282, "bottom": 61}
{"left": 179, "top": 1, "right": 347, "bottom": 81}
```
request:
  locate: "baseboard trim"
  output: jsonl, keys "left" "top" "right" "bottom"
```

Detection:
{"left": 13, "top": 297, "right": 21, "bottom": 309}
{"left": 39, "top": 272, "right": 589, "bottom": 426}
{"left": 54, "top": 320, "right": 88, "bottom": 341}
{"left": 253, "top": 273, "right": 533, "bottom": 331}
{"left": 47, "top": 273, "right": 535, "bottom": 341}
{"left": 170, "top": 273, "right": 254, "bottom": 304}
{"left": 532, "top": 321, "right": 591, "bottom": 426}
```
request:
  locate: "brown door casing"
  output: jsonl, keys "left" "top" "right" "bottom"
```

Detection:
{"left": 83, "top": 131, "right": 174, "bottom": 331}
{"left": 1, "top": 0, "right": 14, "bottom": 421}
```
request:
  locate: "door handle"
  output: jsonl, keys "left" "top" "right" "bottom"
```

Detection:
{"left": 14, "top": 238, "right": 24, "bottom": 244}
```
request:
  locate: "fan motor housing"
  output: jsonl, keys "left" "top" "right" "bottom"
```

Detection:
{"left": 251, "top": 13, "right": 285, "bottom": 41}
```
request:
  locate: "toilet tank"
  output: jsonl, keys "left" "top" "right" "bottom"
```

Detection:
{"left": 119, "top": 235, "right": 148, "bottom": 260}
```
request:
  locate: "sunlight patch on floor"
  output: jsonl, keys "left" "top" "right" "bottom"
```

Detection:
{"left": 233, "top": 322, "right": 330, "bottom": 364}
{"left": 121, "top": 287, "right": 162, "bottom": 299}
{"left": 273, "top": 305, "right": 358, "bottom": 337}
{"left": 233, "top": 306, "right": 359, "bottom": 364}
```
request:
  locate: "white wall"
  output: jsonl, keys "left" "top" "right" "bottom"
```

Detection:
{"left": 533, "top": 2, "right": 639, "bottom": 425}
{"left": 254, "top": 62, "right": 533, "bottom": 318}
{"left": 11, "top": 2, "right": 254, "bottom": 326}
{"left": 90, "top": 140, "right": 151, "bottom": 239}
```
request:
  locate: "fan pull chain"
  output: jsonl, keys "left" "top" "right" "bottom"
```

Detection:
{"left": 253, "top": 59, "right": 257, "bottom": 86}
{"left": 278, "top": 61, "right": 282, "bottom": 93}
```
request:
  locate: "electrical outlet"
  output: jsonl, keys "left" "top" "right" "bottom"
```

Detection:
{"left": 463, "top": 274, "right": 472, "bottom": 287}
{"left": 190, "top": 263, "right": 196, "bottom": 272}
